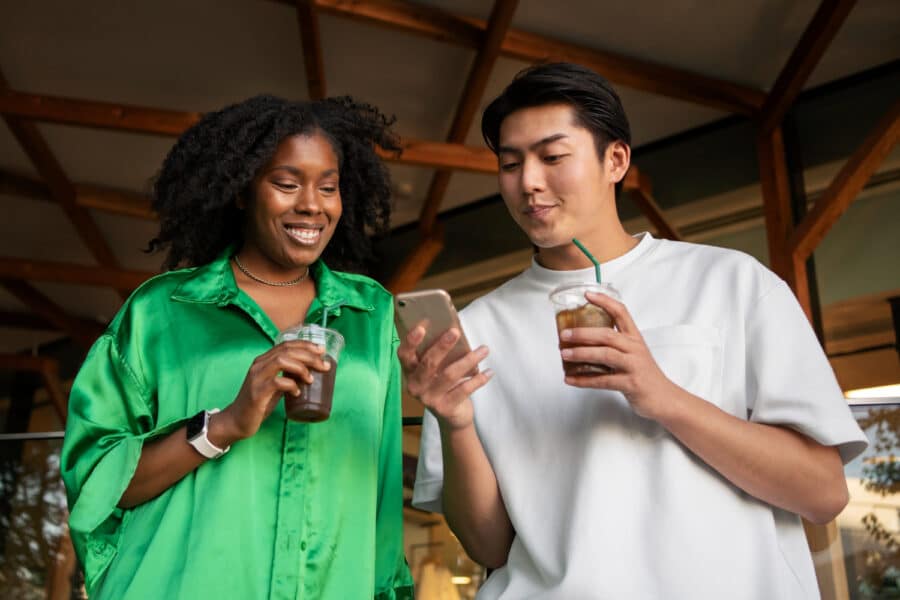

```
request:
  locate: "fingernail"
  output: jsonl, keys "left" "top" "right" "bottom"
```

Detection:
{"left": 443, "top": 329, "right": 458, "bottom": 343}
{"left": 560, "top": 329, "right": 572, "bottom": 340}
{"left": 322, "top": 361, "right": 332, "bottom": 370}
{"left": 561, "top": 349, "right": 572, "bottom": 359}
{"left": 411, "top": 327, "right": 425, "bottom": 342}
{"left": 476, "top": 345, "right": 489, "bottom": 356}
{"left": 484, "top": 368, "right": 494, "bottom": 378}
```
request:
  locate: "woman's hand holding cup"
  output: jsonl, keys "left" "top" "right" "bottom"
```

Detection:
{"left": 216, "top": 341, "right": 331, "bottom": 442}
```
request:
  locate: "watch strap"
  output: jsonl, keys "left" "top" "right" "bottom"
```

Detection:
{"left": 187, "top": 408, "right": 230, "bottom": 459}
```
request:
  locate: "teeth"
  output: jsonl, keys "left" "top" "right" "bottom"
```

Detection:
{"left": 285, "top": 226, "right": 321, "bottom": 244}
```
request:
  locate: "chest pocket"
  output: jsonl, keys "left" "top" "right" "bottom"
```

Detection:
{"left": 634, "top": 324, "right": 723, "bottom": 438}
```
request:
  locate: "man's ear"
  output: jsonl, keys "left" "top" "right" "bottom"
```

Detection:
{"left": 605, "top": 141, "right": 631, "bottom": 184}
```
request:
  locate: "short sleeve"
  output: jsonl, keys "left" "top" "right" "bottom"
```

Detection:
{"left": 60, "top": 333, "right": 175, "bottom": 594}
{"left": 411, "top": 408, "right": 445, "bottom": 513}
{"left": 374, "top": 335, "right": 415, "bottom": 599}
{"left": 745, "top": 279, "right": 868, "bottom": 463}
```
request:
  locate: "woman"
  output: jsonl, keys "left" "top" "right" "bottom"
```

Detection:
{"left": 60, "top": 95, "right": 413, "bottom": 599}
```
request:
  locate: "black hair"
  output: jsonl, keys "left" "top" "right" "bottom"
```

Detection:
{"left": 481, "top": 62, "right": 631, "bottom": 160}
{"left": 147, "top": 94, "right": 400, "bottom": 272}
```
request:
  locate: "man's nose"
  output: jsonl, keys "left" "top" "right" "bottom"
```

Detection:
{"left": 521, "top": 157, "right": 545, "bottom": 194}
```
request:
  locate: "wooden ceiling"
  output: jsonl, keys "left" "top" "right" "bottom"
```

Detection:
{"left": 0, "top": 0, "right": 898, "bottom": 355}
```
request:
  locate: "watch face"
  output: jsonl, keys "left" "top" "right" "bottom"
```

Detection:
{"left": 186, "top": 411, "right": 206, "bottom": 440}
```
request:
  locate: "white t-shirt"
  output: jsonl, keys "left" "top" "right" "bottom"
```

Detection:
{"left": 413, "top": 233, "right": 868, "bottom": 600}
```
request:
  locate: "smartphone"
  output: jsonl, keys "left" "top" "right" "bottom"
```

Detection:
{"left": 394, "top": 289, "right": 477, "bottom": 373}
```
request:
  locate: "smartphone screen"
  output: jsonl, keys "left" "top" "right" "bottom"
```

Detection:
{"left": 394, "top": 289, "right": 476, "bottom": 373}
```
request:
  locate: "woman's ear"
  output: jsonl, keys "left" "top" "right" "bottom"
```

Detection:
{"left": 605, "top": 140, "right": 631, "bottom": 184}
{"left": 235, "top": 194, "right": 247, "bottom": 210}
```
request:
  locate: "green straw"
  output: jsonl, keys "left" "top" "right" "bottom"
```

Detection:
{"left": 321, "top": 298, "right": 346, "bottom": 328}
{"left": 572, "top": 238, "right": 601, "bottom": 283}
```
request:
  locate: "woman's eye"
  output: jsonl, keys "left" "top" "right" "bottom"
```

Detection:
{"left": 274, "top": 181, "right": 299, "bottom": 191}
{"left": 320, "top": 186, "right": 338, "bottom": 194}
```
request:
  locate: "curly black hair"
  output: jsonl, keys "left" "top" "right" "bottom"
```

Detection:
{"left": 148, "top": 95, "right": 400, "bottom": 272}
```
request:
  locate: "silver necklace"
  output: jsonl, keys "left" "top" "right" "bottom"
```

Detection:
{"left": 233, "top": 255, "right": 309, "bottom": 287}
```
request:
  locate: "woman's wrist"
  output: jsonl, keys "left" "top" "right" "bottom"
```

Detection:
{"left": 207, "top": 409, "right": 244, "bottom": 448}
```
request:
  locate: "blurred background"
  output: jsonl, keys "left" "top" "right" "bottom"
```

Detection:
{"left": 0, "top": 0, "right": 898, "bottom": 598}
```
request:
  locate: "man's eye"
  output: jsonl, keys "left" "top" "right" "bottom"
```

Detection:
{"left": 500, "top": 162, "right": 520, "bottom": 172}
{"left": 543, "top": 154, "right": 564, "bottom": 164}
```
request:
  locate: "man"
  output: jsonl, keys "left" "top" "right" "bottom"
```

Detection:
{"left": 404, "top": 62, "right": 867, "bottom": 599}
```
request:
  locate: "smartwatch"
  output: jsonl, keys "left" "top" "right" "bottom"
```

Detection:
{"left": 186, "top": 409, "right": 230, "bottom": 459}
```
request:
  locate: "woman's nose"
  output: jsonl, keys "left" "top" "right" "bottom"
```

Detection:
{"left": 293, "top": 186, "right": 322, "bottom": 213}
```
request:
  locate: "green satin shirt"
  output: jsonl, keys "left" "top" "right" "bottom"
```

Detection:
{"left": 61, "top": 251, "right": 413, "bottom": 599}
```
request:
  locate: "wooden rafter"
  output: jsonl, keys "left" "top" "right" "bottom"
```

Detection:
{"left": 789, "top": 98, "right": 900, "bottom": 262}
{"left": 0, "top": 279, "right": 105, "bottom": 348}
{"left": 756, "top": 127, "right": 812, "bottom": 320}
{"left": 0, "top": 68, "right": 126, "bottom": 300}
{"left": 418, "top": 0, "right": 518, "bottom": 235}
{"left": 296, "top": 0, "right": 327, "bottom": 100}
{"left": 390, "top": 0, "right": 517, "bottom": 293}
{"left": 1, "top": 169, "right": 155, "bottom": 220}
{"left": 0, "top": 89, "right": 498, "bottom": 173}
{"left": 759, "top": 0, "right": 857, "bottom": 136}
{"left": 274, "top": 0, "right": 766, "bottom": 114}
{"left": 0, "top": 257, "right": 153, "bottom": 290}
{"left": 387, "top": 226, "right": 445, "bottom": 294}
{"left": 0, "top": 88, "right": 201, "bottom": 136}
{"left": 39, "top": 360, "right": 68, "bottom": 424}
{"left": 756, "top": 128, "right": 793, "bottom": 279}
{"left": 626, "top": 170, "right": 681, "bottom": 241}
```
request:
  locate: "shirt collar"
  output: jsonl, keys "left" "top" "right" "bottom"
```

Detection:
{"left": 170, "top": 246, "right": 374, "bottom": 315}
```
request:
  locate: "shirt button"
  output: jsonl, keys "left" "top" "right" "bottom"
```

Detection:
{"left": 300, "top": 541, "right": 307, "bottom": 551}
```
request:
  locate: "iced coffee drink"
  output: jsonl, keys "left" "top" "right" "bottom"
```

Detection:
{"left": 276, "top": 324, "right": 344, "bottom": 422}
{"left": 549, "top": 282, "right": 620, "bottom": 376}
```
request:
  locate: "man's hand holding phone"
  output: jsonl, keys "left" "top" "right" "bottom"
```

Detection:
{"left": 395, "top": 291, "right": 493, "bottom": 430}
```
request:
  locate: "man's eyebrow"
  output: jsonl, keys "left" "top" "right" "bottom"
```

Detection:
{"left": 497, "top": 133, "right": 570, "bottom": 154}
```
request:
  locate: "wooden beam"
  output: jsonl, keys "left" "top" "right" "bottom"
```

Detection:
{"left": 0, "top": 169, "right": 47, "bottom": 200}
{"left": 283, "top": 0, "right": 766, "bottom": 114}
{"left": 387, "top": 227, "right": 445, "bottom": 294}
{"left": 500, "top": 27, "right": 765, "bottom": 115}
{"left": 789, "top": 98, "right": 900, "bottom": 262}
{"left": 0, "top": 257, "right": 154, "bottom": 290}
{"left": 296, "top": 0, "right": 327, "bottom": 100}
{"left": 418, "top": 0, "right": 517, "bottom": 236}
{"left": 759, "top": 0, "right": 857, "bottom": 135}
{"left": 627, "top": 171, "right": 681, "bottom": 241}
{"left": 0, "top": 89, "right": 499, "bottom": 173}
{"left": 0, "top": 69, "right": 126, "bottom": 300}
{"left": 381, "top": 137, "right": 496, "bottom": 173}
{"left": 39, "top": 360, "right": 68, "bottom": 424}
{"left": 0, "top": 279, "right": 105, "bottom": 348}
{"left": 0, "top": 88, "right": 201, "bottom": 136}
{"left": 756, "top": 127, "right": 813, "bottom": 321}
{"left": 755, "top": 127, "right": 794, "bottom": 280}
{"left": 73, "top": 183, "right": 155, "bottom": 220}
{"left": 1, "top": 169, "right": 156, "bottom": 220}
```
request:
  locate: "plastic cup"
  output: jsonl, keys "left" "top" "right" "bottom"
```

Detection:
{"left": 276, "top": 324, "right": 345, "bottom": 422}
{"left": 549, "top": 282, "right": 620, "bottom": 376}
